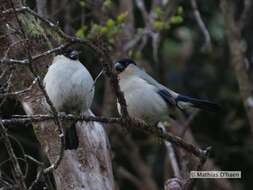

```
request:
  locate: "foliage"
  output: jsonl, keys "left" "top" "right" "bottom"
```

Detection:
{"left": 76, "top": 11, "right": 128, "bottom": 43}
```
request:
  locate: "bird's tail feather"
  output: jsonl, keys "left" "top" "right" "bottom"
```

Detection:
{"left": 65, "top": 123, "right": 79, "bottom": 150}
{"left": 176, "top": 95, "right": 220, "bottom": 112}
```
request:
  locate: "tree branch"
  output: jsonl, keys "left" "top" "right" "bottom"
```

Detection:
{"left": 190, "top": 0, "right": 212, "bottom": 51}
{"left": 0, "top": 119, "right": 27, "bottom": 189}
{"left": 2, "top": 113, "right": 209, "bottom": 160}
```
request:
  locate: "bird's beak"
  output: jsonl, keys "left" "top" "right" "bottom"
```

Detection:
{"left": 114, "top": 62, "right": 124, "bottom": 73}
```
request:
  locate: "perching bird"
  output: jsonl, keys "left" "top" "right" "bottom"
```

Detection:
{"left": 114, "top": 58, "right": 219, "bottom": 125}
{"left": 43, "top": 48, "right": 94, "bottom": 150}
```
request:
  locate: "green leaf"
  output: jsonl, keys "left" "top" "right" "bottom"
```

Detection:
{"left": 154, "top": 6, "right": 163, "bottom": 17}
{"left": 116, "top": 11, "right": 128, "bottom": 23}
{"left": 170, "top": 16, "right": 183, "bottom": 24}
{"left": 79, "top": 0, "right": 86, "bottom": 7}
{"left": 106, "top": 19, "right": 115, "bottom": 28}
{"left": 75, "top": 25, "right": 87, "bottom": 38}
{"left": 103, "top": 0, "right": 112, "bottom": 9}
{"left": 100, "top": 26, "right": 108, "bottom": 34}
{"left": 177, "top": 6, "right": 184, "bottom": 15}
{"left": 154, "top": 20, "right": 166, "bottom": 31}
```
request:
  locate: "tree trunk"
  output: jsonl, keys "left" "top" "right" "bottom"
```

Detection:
{"left": 221, "top": 0, "right": 253, "bottom": 136}
{"left": 1, "top": 0, "right": 115, "bottom": 189}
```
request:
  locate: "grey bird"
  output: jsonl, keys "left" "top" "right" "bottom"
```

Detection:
{"left": 114, "top": 58, "right": 219, "bottom": 125}
{"left": 43, "top": 48, "right": 94, "bottom": 150}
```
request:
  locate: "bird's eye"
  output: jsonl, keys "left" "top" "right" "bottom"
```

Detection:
{"left": 114, "top": 62, "right": 125, "bottom": 73}
{"left": 69, "top": 50, "right": 79, "bottom": 60}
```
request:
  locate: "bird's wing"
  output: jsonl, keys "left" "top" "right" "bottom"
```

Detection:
{"left": 135, "top": 69, "right": 177, "bottom": 106}
{"left": 157, "top": 88, "right": 177, "bottom": 106}
{"left": 132, "top": 67, "right": 219, "bottom": 113}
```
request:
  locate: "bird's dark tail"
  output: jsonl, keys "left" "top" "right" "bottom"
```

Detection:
{"left": 65, "top": 123, "right": 79, "bottom": 150}
{"left": 176, "top": 95, "right": 220, "bottom": 112}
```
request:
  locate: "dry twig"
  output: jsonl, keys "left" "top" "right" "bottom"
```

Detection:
{"left": 190, "top": 0, "right": 212, "bottom": 52}
{"left": 0, "top": 119, "right": 27, "bottom": 189}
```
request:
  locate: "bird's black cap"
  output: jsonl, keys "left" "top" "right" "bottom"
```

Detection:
{"left": 114, "top": 58, "right": 136, "bottom": 73}
{"left": 63, "top": 48, "right": 80, "bottom": 60}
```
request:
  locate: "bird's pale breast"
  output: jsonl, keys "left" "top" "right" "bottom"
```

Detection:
{"left": 44, "top": 56, "right": 94, "bottom": 113}
{"left": 118, "top": 76, "right": 168, "bottom": 124}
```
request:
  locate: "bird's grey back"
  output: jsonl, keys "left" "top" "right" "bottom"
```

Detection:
{"left": 123, "top": 64, "right": 178, "bottom": 98}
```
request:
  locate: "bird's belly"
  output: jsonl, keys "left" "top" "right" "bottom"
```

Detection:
{"left": 45, "top": 73, "right": 93, "bottom": 113}
{"left": 122, "top": 88, "right": 168, "bottom": 124}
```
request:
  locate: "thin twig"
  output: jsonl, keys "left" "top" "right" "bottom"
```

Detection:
{"left": 159, "top": 123, "right": 181, "bottom": 178}
{"left": 90, "top": 69, "right": 104, "bottom": 93}
{"left": 8, "top": 0, "right": 65, "bottom": 173}
{"left": 24, "top": 154, "right": 43, "bottom": 166}
{"left": 0, "top": 69, "right": 14, "bottom": 108}
{"left": 2, "top": 6, "right": 74, "bottom": 40}
{"left": 89, "top": 40, "right": 129, "bottom": 118}
{"left": 0, "top": 77, "right": 38, "bottom": 98}
{"left": 2, "top": 114, "right": 209, "bottom": 160}
{"left": 0, "top": 43, "right": 71, "bottom": 65}
{"left": 2, "top": 113, "right": 121, "bottom": 124}
{"left": 190, "top": 0, "right": 212, "bottom": 52}
{"left": 117, "top": 167, "right": 143, "bottom": 189}
{"left": 239, "top": 0, "right": 252, "bottom": 29}
{"left": 0, "top": 67, "right": 9, "bottom": 80}
{"left": 135, "top": 0, "right": 149, "bottom": 25}
{"left": 0, "top": 120, "right": 27, "bottom": 189}
{"left": 7, "top": 135, "right": 29, "bottom": 179}
{"left": 183, "top": 146, "right": 211, "bottom": 190}
{"left": 28, "top": 167, "right": 43, "bottom": 190}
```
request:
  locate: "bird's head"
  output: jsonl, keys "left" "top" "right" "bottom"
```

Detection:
{"left": 63, "top": 48, "right": 80, "bottom": 60}
{"left": 114, "top": 58, "right": 136, "bottom": 73}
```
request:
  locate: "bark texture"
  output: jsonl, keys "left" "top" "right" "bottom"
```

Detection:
{"left": 221, "top": 0, "right": 253, "bottom": 135}
{"left": 1, "top": 0, "right": 115, "bottom": 189}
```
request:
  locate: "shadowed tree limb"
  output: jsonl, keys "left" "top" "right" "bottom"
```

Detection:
{"left": 221, "top": 0, "right": 253, "bottom": 136}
